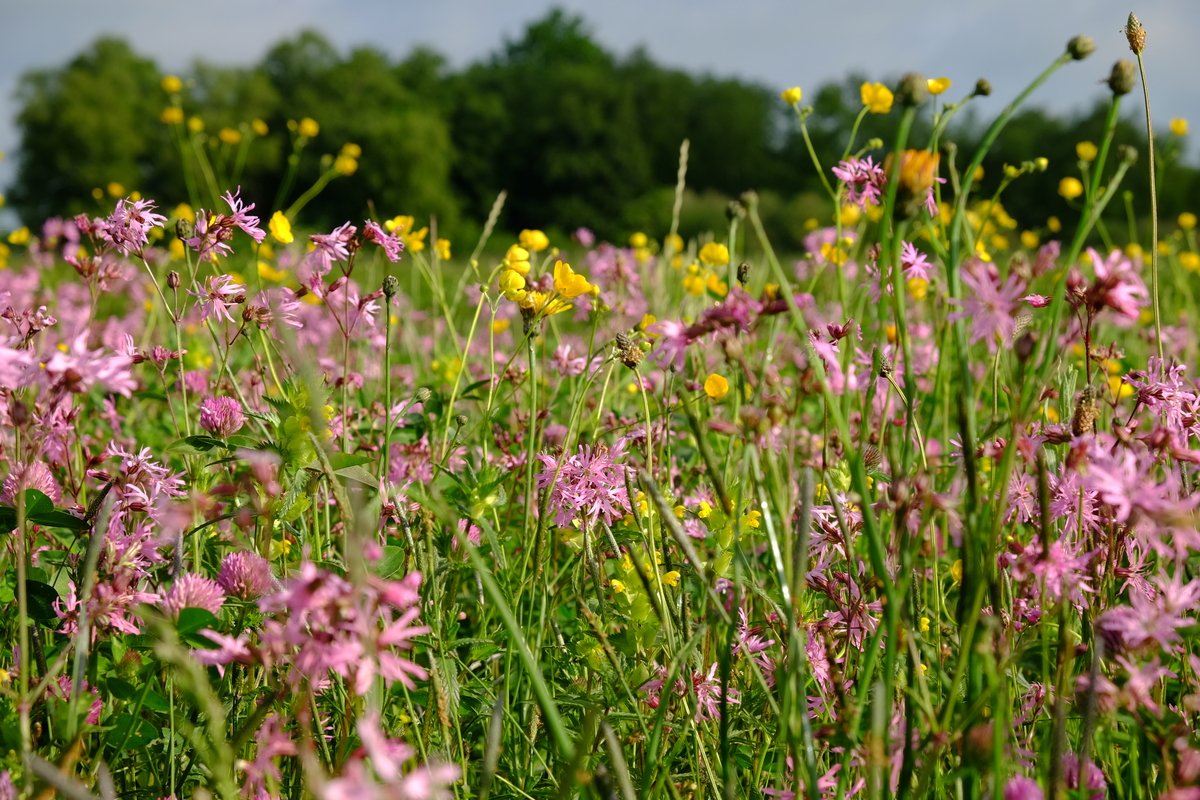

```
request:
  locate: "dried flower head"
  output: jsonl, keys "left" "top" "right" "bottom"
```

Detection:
{"left": 1124, "top": 13, "right": 1146, "bottom": 53}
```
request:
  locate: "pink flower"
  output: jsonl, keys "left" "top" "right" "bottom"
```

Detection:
{"left": 1021, "top": 294, "right": 1051, "bottom": 307}
{"left": 1098, "top": 573, "right": 1200, "bottom": 653}
{"left": 308, "top": 222, "right": 357, "bottom": 275}
{"left": 551, "top": 344, "right": 586, "bottom": 377}
{"left": 948, "top": 262, "right": 1024, "bottom": 349}
{"left": 573, "top": 227, "right": 595, "bottom": 247}
{"left": 99, "top": 197, "right": 167, "bottom": 257}
{"left": 1003, "top": 776, "right": 1044, "bottom": 800}
{"left": 536, "top": 440, "right": 632, "bottom": 527}
{"left": 1, "top": 461, "right": 63, "bottom": 505}
{"left": 647, "top": 319, "right": 695, "bottom": 370}
{"left": 190, "top": 274, "right": 245, "bottom": 324}
{"left": 639, "top": 661, "right": 740, "bottom": 721}
{"left": 186, "top": 188, "right": 265, "bottom": 262}
{"left": 217, "top": 551, "right": 275, "bottom": 600}
{"left": 900, "top": 241, "right": 933, "bottom": 281}
{"left": 192, "top": 630, "right": 255, "bottom": 676}
{"left": 832, "top": 156, "right": 887, "bottom": 210}
{"left": 363, "top": 221, "right": 404, "bottom": 262}
{"left": 162, "top": 573, "right": 227, "bottom": 616}
{"left": 199, "top": 396, "right": 246, "bottom": 438}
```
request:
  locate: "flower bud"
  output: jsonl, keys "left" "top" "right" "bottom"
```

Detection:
{"left": 1118, "top": 144, "right": 1139, "bottom": 165}
{"left": 865, "top": 137, "right": 884, "bottom": 151}
{"left": 895, "top": 72, "right": 928, "bottom": 107}
{"left": 455, "top": 414, "right": 468, "bottom": 427}
{"left": 10, "top": 399, "right": 30, "bottom": 427}
{"left": 1106, "top": 59, "right": 1137, "bottom": 95}
{"left": 175, "top": 218, "right": 194, "bottom": 240}
{"left": 1034, "top": 157, "right": 1049, "bottom": 172}
{"left": 1124, "top": 13, "right": 1146, "bottom": 53}
{"left": 973, "top": 78, "right": 992, "bottom": 97}
{"left": 167, "top": 270, "right": 181, "bottom": 289}
{"left": 725, "top": 201, "right": 746, "bottom": 221}
{"left": 737, "top": 262, "right": 750, "bottom": 285}
{"left": 415, "top": 387, "right": 432, "bottom": 403}
{"left": 1015, "top": 331, "right": 1036, "bottom": 363}
{"left": 382, "top": 275, "right": 400, "bottom": 299}
{"left": 1067, "top": 35, "right": 1096, "bottom": 61}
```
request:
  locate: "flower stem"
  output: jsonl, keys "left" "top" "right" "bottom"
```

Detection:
{"left": 1136, "top": 51, "right": 1164, "bottom": 362}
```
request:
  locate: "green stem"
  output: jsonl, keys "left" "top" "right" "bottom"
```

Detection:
{"left": 1136, "top": 51, "right": 1164, "bottom": 361}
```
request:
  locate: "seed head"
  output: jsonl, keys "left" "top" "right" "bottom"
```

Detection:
{"left": 973, "top": 78, "right": 993, "bottom": 97}
{"left": 1068, "top": 35, "right": 1097, "bottom": 60}
{"left": 1071, "top": 385, "right": 1099, "bottom": 437}
{"left": 1124, "top": 13, "right": 1146, "bottom": 53}
{"left": 615, "top": 332, "right": 644, "bottom": 369}
{"left": 895, "top": 72, "right": 929, "bottom": 107}
{"left": 862, "top": 445, "right": 883, "bottom": 471}
{"left": 1106, "top": 59, "right": 1137, "bottom": 95}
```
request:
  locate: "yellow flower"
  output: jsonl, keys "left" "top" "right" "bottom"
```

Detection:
{"left": 386, "top": 215, "right": 413, "bottom": 234}
{"left": 704, "top": 373, "right": 729, "bottom": 400}
{"left": 804, "top": 217, "right": 819, "bottom": 231}
{"left": 1020, "top": 230, "right": 1039, "bottom": 249}
{"left": 1047, "top": 216, "right": 1062, "bottom": 233}
{"left": 1159, "top": 240, "right": 1171, "bottom": 256}
{"left": 341, "top": 142, "right": 362, "bottom": 158}
{"left": 611, "top": 579, "right": 627, "bottom": 594}
{"left": 504, "top": 244, "right": 531, "bottom": 275}
{"left": 906, "top": 277, "right": 928, "bottom": 301}
{"left": 269, "top": 212, "right": 294, "bottom": 244}
{"left": 661, "top": 571, "right": 681, "bottom": 587}
{"left": 258, "top": 261, "right": 288, "bottom": 282}
{"left": 781, "top": 86, "right": 802, "bottom": 105}
{"left": 1180, "top": 251, "right": 1200, "bottom": 271}
{"left": 107, "top": 182, "right": 125, "bottom": 198}
{"left": 625, "top": 381, "right": 639, "bottom": 394}
{"left": 1109, "top": 375, "right": 1135, "bottom": 399}
{"left": 919, "top": 617, "right": 930, "bottom": 633}
{"left": 744, "top": 510, "right": 762, "bottom": 529}
{"left": 168, "top": 238, "right": 185, "bottom": 260}
{"left": 1034, "top": 157, "right": 1049, "bottom": 171}
{"left": 7, "top": 227, "right": 30, "bottom": 245}
{"left": 950, "top": 559, "right": 963, "bottom": 584}
{"left": 698, "top": 241, "right": 730, "bottom": 266}
{"left": 218, "top": 127, "right": 242, "bottom": 145}
{"left": 403, "top": 227, "right": 428, "bottom": 252}
{"left": 1125, "top": 242, "right": 1144, "bottom": 260}
{"left": 553, "top": 260, "right": 593, "bottom": 298}
{"left": 1058, "top": 177, "right": 1084, "bottom": 200}
{"left": 639, "top": 313, "right": 656, "bottom": 331}
{"left": 492, "top": 319, "right": 510, "bottom": 334}
{"left": 298, "top": 117, "right": 320, "bottom": 138}
{"left": 435, "top": 238, "right": 451, "bottom": 260}
{"left": 1076, "top": 141, "right": 1098, "bottom": 161}
{"left": 697, "top": 501, "right": 713, "bottom": 519}
{"left": 839, "top": 204, "right": 862, "bottom": 226}
{"left": 926, "top": 77, "right": 952, "bottom": 95}
{"left": 861, "top": 82, "right": 894, "bottom": 114}
{"left": 1180, "top": 212, "right": 1197, "bottom": 230}
{"left": 674, "top": 505, "right": 686, "bottom": 519}
{"left": 334, "top": 155, "right": 358, "bottom": 176}
{"left": 1171, "top": 118, "right": 1189, "bottom": 136}
{"left": 519, "top": 229, "right": 550, "bottom": 252}
{"left": 665, "top": 233, "right": 684, "bottom": 253}
{"left": 187, "top": 117, "right": 204, "bottom": 133}
{"left": 252, "top": 119, "right": 268, "bottom": 136}
{"left": 173, "top": 203, "right": 194, "bottom": 222}
{"left": 705, "top": 272, "right": 728, "bottom": 297}
{"left": 683, "top": 273, "right": 705, "bottom": 296}
{"left": 520, "top": 290, "right": 571, "bottom": 317}
{"left": 629, "top": 231, "right": 648, "bottom": 248}
{"left": 499, "top": 269, "right": 527, "bottom": 301}
{"left": 161, "top": 75, "right": 183, "bottom": 94}
{"left": 160, "top": 107, "right": 184, "bottom": 124}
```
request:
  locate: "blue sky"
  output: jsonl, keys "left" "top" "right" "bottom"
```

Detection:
{"left": 3, "top": 0, "right": 1199, "bottom": 215}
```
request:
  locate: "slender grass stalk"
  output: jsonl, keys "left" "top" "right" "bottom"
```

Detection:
{"left": 1135, "top": 49, "right": 1163, "bottom": 361}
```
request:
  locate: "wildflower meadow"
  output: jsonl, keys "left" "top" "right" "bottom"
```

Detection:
{"left": 4, "top": 10, "right": 1200, "bottom": 800}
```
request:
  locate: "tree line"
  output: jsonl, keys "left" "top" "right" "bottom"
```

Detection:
{"left": 10, "top": 9, "right": 1197, "bottom": 249}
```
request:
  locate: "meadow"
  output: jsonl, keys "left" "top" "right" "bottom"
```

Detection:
{"left": 2, "top": 12, "right": 1200, "bottom": 800}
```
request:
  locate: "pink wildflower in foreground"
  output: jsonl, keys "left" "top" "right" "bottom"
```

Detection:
{"left": 1003, "top": 776, "right": 1044, "bottom": 800}
{"left": 199, "top": 395, "right": 246, "bottom": 438}
{"left": 308, "top": 222, "right": 357, "bottom": 275}
{"left": 162, "top": 573, "right": 227, "bottom": 616}
{"left": 1, "top": 461, "right": 63, "bottom": 505}
{"left": 363, "top": 220, "right": 405, "bottom": 262}
{"left": 536, "top": 440, "right": 632, "bottom": 527}
{"left": 900, "top": 241, "right": 933, "bottom": 281}
{"left": 186, "top": 188, "right": 265, "bottom": 262}
{"left": 1098, "top": 573, "right": 1200, "bottom": 654}
{"left": 646, "top": 319, "right": 695, "bottom": 370}
{"left": 321, "top": 714, "right": 459, "bottom": 800}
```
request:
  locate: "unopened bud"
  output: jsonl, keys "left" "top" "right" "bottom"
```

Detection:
{"left": 736, "top": 262, "right": 750, "bottom": 285}
{"left": 455, "top": 414, "right": 468, "bottom": 427}
{"left": 973, "top": 78, "right": 992, "bottom": 97}
{"left": 1067, "top": 35, "right": 1096, "bottom": 61}
{"left": 1015, "top": 331, "right": 1036, "bottom": 362}
{"left": 895, "top": 72, "right": 928, "bottom": 107}
{"left": 1034, "top": 157, "right": 1049, "bottom": 172}
{"left": 167, "top": 270, "right": 180, "bottom": 289}
{"left": 382, "top": 275, "right": 400, "bottom": 298}
{"left": 175, "top": 218, "right": 193, "bottom": 240}
{"left": 862, "top": 445, "right": 883, "bottom": 471}
{"left": 1124, "top": 13, "right": 1146, "bottom": 54}
{"left": 10, "top": 400, "right": 30, "bottom": 427}
{"left": 1106, "top": 59, "right": 1137, "bottom": 95}
{"left": 1118, "top": 144, "right": 1139, "bottom": 165}
{"left": 726, "top": 201, "right": 746, "bottom": 221}
{"left": 415, "top": 387, "right": 432, "bottom": 403}
{"left": 864, "top": 137, "right": 884, "bottom": 151}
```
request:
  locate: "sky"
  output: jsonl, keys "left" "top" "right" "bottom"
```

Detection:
{"left": 2, "top": 0, "right": 1199, "bottom": 218}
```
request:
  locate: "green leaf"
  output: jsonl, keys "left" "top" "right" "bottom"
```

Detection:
{"left": 334, "top": 464, "right": 378, "bottom": 486}
{"left": 106, "top": 677, "right": 138, "bottom": 702}
{"left": 328, "top": 452, "right": 374, "bottom": 470}
{"left": 109, "top": 714, "right": 157, "bottom": 749}
{"left": 25, "top": 580, "right": 60, "bottom": 621}
{"left": 175, "top": 608, "right": 220, "bottom": 640}
{"left": 167, "top": 435, "right": 226, "bottom": 455}
{"left": 376, "top": 546, "right": 406, "bottom": 579}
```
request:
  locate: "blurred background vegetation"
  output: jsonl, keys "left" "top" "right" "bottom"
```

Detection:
{"left": 8, "top": 9, "right": 1198, "bottom": 250}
